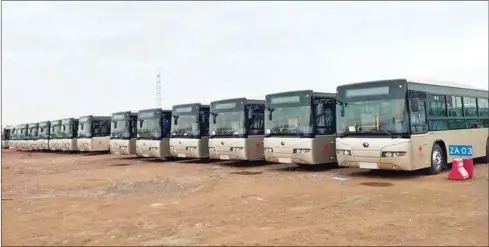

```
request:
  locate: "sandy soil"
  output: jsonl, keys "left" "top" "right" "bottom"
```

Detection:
{"left": 2, "top": 149, "right": 488, "bottom": 246}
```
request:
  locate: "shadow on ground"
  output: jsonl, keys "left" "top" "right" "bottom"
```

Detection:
{"left": 274, "top": 163, "right": 341, "bottom": 173}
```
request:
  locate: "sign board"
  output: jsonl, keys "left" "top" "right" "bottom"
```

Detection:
{"left": 448, "top": 145, "right": 473, "bottom": 157}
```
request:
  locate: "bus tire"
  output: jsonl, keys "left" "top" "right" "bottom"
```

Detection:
{"left": 427, "top": 143, "right": 446, "bottom": 175}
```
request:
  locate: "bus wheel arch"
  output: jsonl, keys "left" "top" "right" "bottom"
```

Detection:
{"left": 426, "top": 140, "right": 447, "bottom": 175}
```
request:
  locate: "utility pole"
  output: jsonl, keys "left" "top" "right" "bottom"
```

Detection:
{"left": 156, "top": 72, "right": 162, "bottom": 108}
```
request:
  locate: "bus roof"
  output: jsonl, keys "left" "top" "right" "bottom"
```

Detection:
{"left": 210, "top": 97, "right": 265, "bottom": 105}
{"left": 112, "top": 111, "right": 138, "bottom": 116}
{"left": 38, "top": 121, "right": 50, "bottom": 125}
{"left": 79, "top": 115, "right": 111, "bottom": 120}
{"left": 172, "top": 103, "right": 210, "bottom": 108}
{"left": 339, "top": 78, "right": 488, "bottom": 99}
{"left": 266, "top": 89, "right": 335, "bottom": 98}
{"left": 407, "top": 80, "right": 488, "bottom": 99}
{"left": 138, "top": 108, "right": 172, "bottom": 113}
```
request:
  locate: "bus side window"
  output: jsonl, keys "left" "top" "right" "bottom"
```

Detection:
{"left": 410, "top": 100, "right": 428, "bottom": 133}
{"left": 249, "top": 107, "right": 264, "bottom": 135}
{"left": 315, "top": 102, "right": 325, "bottom": 135}
{"left": 131, "top": 118, "right": 137, "bottom": 138}
{"left": 73, "top": 122, "right": 79, "bottom": 137}
{"left": 92, "top": 121, "right": 101, "bottom": 137}
{"left": 201, "top": 111, "right": 210, "bottom": 136}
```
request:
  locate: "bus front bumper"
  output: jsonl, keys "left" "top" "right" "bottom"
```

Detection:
{"left": 169, "top": 138, "right": 209, "bottom": 159}
{"left": 60, "top": 139, "right": 78, "bottom": 151}
{"left": 37, "top": 139, "right": 50, "bottom": 150}
{"left": 110, "top": 139, "right": 136, "bottom": 155}
{"left": 136, "top": 139, "right": 171, "bottom": 158}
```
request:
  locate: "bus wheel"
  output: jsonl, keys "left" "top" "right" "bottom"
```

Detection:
{"left": 427, "top": 143, "right": 446, "bottom": 175}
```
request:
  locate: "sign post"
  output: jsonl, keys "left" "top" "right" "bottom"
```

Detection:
{"left": 448, "top": 144, "right": 474, "bottom": 180}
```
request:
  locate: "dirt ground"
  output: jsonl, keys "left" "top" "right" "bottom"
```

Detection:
{"left": 1, "top": 149, "right": 488, "bottom": 246}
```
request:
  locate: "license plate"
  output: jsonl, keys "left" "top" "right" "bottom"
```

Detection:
{"left": 278, "top": 158, "right": 292, "bottom": 164}
{"left": 84, "top": 143, "right": 89, "bottom": 147}
{"left": 220, "top": 155, "right": 230, "bottom": 160}
{"left": 149, "top": 147, "right": 157, "bottom": 151}
{"left": 120, "top": 146, "right": 127, "bottom": 149}
{"left": 358, "top": 162, "right": 378, "bottom": 169}
{"left": 178, "top": 154, "right": 186, "bottom": 158}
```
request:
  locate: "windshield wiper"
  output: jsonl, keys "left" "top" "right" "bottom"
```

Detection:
{"left": 379, "top": 129, "right": 396, "bottom": 138}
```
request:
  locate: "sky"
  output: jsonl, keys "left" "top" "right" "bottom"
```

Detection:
{"left": 2, "top": 1, "right": 488, "bottom": 126}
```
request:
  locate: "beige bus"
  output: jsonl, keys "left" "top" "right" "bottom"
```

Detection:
{"left": 110, "top": 111, "right": 138, "bottom": 155}
{"left": 59, "top": 118, "right": 79, "bottom": 152}
{"left": 1, "top": 128, "right": 11, "bottom": 149}
{"left": 77, "top": 115, "right": 111, "bottom": 152}
{"left": 26, "top": 123, "right": 39, "bottom": 151}
{"left": 49, "top": 120, "right": 63, "bottom": 151}
{"left": 36, "top": 121, "right": 51, "bottom": 151}
{"left": 135, "top": 108, "right": 172, "bottom": 158}
{"left": 170, "top": 103, "right": 210, "bottom": 159}
{"left": 263, "top": 90, "right": 338, "bottom": 167}
{"left": 335, "top": 78, "right": 489, "bottom": 175}
{"left": 7, "top": 127, "right": 17, "bottom": 149}
{"left": 209, "top": 98, "right": 265, "bottom": 161}
{"left": 16, "top": 124, "right": 29, "bottom": 150}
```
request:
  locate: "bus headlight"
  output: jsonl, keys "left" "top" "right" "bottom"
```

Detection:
{"left": 264, "top": 147, "right": 273, "bottom": 152}
{"left": 382, "top": 151, "right": 406, "bottom": 158}
{"left": 186, "top": 146, "right": 197, "bottom": 151}
{"left": 293, "top": 148, "right": 311, "bottom": 154}
{"left": 209, "top": 147, "right": 216, "bottom": 151}
{"left": 230, "top": 147, "right": 244, "bottom": 151}
{"left": 336, "top": 149, "right": 352, "bottom": 156}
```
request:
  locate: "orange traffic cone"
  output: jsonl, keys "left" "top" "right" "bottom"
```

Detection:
{"left": 462, "top": 158, "right": 474, "bottom": 179}
{"left": 448, "top": 158, "right": 470, "bottom": 181}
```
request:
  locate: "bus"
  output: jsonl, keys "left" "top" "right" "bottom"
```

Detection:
{"left": 17, "top": 124, "right": 29, "bottom": 150}
{"left": 26, "top": 123, "right": 39, "bottom": 151}
{"left": 49, "top": 120, "right": 62, "bottom": 151}
{"left": 209, "top": 97, "right": 265, "bottom": 161}
{"left": 9, "top": 127, "right": 17, "bottom": 150}
{"left": 263, "top": 90, "right": 338, "bottom": 167}
{"left": 335, "top": 78, "right": 489, "bottom": 175}
{"left": 135, "top": 108, "right": 172, "bottom": 158}
{"left": 77, "top": 115, "right": 111, "bottom": 152}
{"left": 2, "top": 128, "right": 11, "bottom": 149}
{"left": 110, "top": 111, "right": 138, "bottom": 155}
{"left": 59, "top": 118, "right": 79, "bottom": 151}
{"left": 36, "top": 121, "right": 51, "bottom": 151}
{"left": 170, "top": 103, "right": 210, "bottom": 159}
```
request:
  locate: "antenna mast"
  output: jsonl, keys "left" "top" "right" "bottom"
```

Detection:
{"left": 156, "top": 72, "right": 162, "bottom": 108}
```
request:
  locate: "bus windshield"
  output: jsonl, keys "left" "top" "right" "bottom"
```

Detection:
{"left": 50, "top": 124, "right": 61, "bottom": 139}
{"left": 337, "top": 99, "right": 409, "bottom": 135}
{"left": 210, "top": 111, "right": 245, "bottom": 137}
{"left": 78, "top": 121, "right": 92, "bottom": 138}
{"left": 172, "top": 115, "right": 200, "bottom": 137}
{"left": 60, "top": 121, "right": 75, "bottom": 138}
{"left": 111, "top": 119, "right": 131, "bottom": 139}
{"left": 266, "top": 106, "right": 312, "bottom": 136}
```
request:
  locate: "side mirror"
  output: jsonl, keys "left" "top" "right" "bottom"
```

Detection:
{"left": 267, "top": 107, "right": 274, "bottom": 121}
{"left": 316, "top": 103, "right": 324, "bottom": 114}
{"left": 173, "top": 117, "right": 178, "bottom": 125}
{"left": 409, "top": 98, "right": 420, "bottom": 112}
{"left": 340, "top": 105, "right": 346, "bottom": 117}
